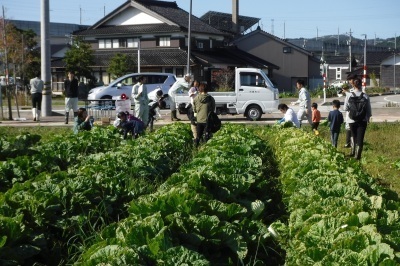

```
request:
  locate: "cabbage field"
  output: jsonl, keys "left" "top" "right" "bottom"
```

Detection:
{"left": 0, "top": 123, "right": 399, "bottom": 265}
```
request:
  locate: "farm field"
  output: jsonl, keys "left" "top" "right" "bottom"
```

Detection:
{"left": 0, "top": 122, "right": 399, "bottom": 265}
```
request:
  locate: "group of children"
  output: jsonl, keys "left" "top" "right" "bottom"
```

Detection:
{"left": 308, "top": 100, "right": 345, "bottom": 148}
{"left": 278, "top": 99, "right": 345, "bottom": 148}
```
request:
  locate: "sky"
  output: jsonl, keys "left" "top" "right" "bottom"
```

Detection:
{"left": 2, "top": 0, "right": 399, "bottom": 41}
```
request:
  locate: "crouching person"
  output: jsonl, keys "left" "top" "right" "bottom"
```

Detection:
{"left": 73, "top": 107, "right": 93, "bottom": 134}
{"left": 116, "top": 111, "right": 145, "bottom": 139}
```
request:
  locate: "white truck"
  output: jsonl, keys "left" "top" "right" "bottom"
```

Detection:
{"left": 174, "top": 68, "right": 280, "bottom": 121}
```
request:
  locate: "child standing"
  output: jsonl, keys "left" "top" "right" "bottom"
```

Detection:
{"left": 327, "top": 99, "right": 344, "bottom": 147}
{"left": 311, "top": 102, "right": 321, "bottom": 135}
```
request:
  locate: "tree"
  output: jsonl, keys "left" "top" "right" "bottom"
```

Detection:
{"left": 214, "top": 68, "right": 235, "bottom": 91}
{"left": 107, "top": 53, "right": 133, "bottom": 79}
{"left": 63, "top": 37, "right": 94, "bottom": 80}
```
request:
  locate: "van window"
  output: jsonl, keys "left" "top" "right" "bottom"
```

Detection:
{"left": 240, "top": 73, "right": 265, "bottom": 87}
{"left": 116, "top": 76, "right": 137, "bottom": 86}
{"left": 146, "top": 75, "right": 168, "bottom": 85}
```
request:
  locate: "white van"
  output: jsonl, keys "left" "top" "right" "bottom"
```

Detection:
{"left": 87, "top": 73, "right": 176, "bottom": 103}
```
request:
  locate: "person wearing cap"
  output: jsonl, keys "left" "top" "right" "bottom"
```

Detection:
{"left": 132, "top": 76, "right": 149, "bottom": 126}
{"left": 343, "top": 76, "right": 355, "bottom": 148}
{"left": 168, "top": 73, "right": 192, "bottom": 121}
{"left": 188, "top": 80, "right": 199, "bottom": 140}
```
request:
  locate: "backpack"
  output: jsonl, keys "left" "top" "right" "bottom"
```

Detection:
{"left": 206, "top": 111, "right": 221, "bottom": 133}
{"left": 348, "top": 92, "right": 368, "bottom": 121}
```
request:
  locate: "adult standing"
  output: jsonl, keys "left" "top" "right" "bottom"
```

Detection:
{"left": 168, "top": 73, "right": 191, "bottom": 121}
{"left": 193, "top": 83, "right": 215, "bottom": 146}
{"left": 132, "top": 76, "right": 149, "bottom": 125}
{"left": 344, "top": 77, "right": 372, "bottom": 160}
{"left": 342, "top": 78, "right": 355, "bottom": 148}
{"left": 29, "top": 71, "right": 43, "bottom": 121}
{"left": 291, "top": 79, "right": 312, "bottom": 127}
{"left": 64, "top": 71, "right": 79, "bottom": 124}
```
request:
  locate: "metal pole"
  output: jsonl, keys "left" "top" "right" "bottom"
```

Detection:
{"left": 394, "top": 33, "right": 397, "bottom": 91}
{"left": 362, "top": 34, "right": 367, "bottom": 92}
{"left": 186, "top": 0, "right": 192, "bottom": 74}
{"left": 138, "top": 40, "right": 141, "bottom": 73}
{"left": 41, "top": 0, "right": 52, "bottom": 116}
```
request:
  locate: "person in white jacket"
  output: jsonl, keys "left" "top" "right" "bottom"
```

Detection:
{"left": 29, "top": 71, "right": 43, "bottom": 121}
{"left": 168, "top": 73, "right": 191, "bottom": 121}
{"left": 277, "top": 103, "right": 300, "bottom": 128}
{"left": 291, "top": 79, "right": 312, "bottom": 127}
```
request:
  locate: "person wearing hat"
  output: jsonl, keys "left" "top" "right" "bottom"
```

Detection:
{"left": 168, "top": 73, "right": 192, "bottom": 121}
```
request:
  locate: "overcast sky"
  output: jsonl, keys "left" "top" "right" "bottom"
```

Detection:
{"left": 2, "top": 0, "right": 399, "bottom": 41}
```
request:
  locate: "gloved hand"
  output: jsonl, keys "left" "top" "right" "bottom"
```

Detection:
{"left": 277, "top": 117, "right": 285, "bottom": 124}
{"left": 193, "top": 113, "right": 197, "bottom": 117}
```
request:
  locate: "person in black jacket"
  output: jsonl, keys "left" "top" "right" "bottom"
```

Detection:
{"left": 64, "top": 71, "right": 79, "bottom": 124}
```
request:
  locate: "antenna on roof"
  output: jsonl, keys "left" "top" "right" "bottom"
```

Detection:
{"left": 271, "top": 19, "right": 274, "bottom": 35}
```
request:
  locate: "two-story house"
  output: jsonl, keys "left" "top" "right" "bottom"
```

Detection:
{"left": 70, "top": 0, "right": 276, "bottom": 86}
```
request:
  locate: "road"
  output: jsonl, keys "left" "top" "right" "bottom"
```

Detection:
{"left": 0, "top": 94, "right": 399, "bottom": 127}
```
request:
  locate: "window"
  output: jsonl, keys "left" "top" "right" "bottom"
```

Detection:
{"left": 99, "top": 39, "right": 105, "bottom": 49}
{"left": 210, "top": 39, "right": 213, "bottom": 49}
{"left": 283, "top": 47, "right": 292, "bottom": 53}
{"left": 119, "top": 39, "right": 127, "bottom": 48}
{"left": 105, "top": 39, "right": 112, "bottom": 48}
{"left": 127, "top": 38, "right": 139, "bottom": 48}
{"left": 240, "top": 73, "right": 265, "bottom": 87}
{"left": 197, "top": 42, "right": 203, "bottom": 49}
{"left": 113, "top": 39, "right": 119, "bottom": 48}
{"left": 158, "top": 36, "right": 170, "bottom": 47}
{"left": 336, "top": 68, "right": 342, "bottom": 80}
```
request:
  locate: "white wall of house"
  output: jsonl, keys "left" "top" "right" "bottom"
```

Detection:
{"left": 105, "top": 7, "right": 164, "bottom": 26}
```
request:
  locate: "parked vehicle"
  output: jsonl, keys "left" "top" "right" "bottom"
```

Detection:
{"left": 87, "top": 73, "right": 176, "bottom": 105}
{"left": 330, "top": 80, "right": 346, "bottom": 88}
{"left": 175, "top": 68, "right": 280, "bottom": 121}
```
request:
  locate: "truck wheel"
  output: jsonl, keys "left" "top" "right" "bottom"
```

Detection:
{"left": 246, "top": 105, "right": 262, "bottom": 121}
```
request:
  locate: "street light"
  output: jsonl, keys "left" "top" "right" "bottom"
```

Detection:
{"left": 361, "top": 34, "right": 367, "bottom": 92}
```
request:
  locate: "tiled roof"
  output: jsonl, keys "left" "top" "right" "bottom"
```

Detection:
{"left": 92, "top": 48, "right": 189, "bottom": 67}
{"left": 137, "top": 0, "right": 224, "bottom": 35}
{"left": 363, "top": 51, "right": 394, "bottom": 65}
{"left": 192, "top": 47, "right": 279, "bottom": 69}
{"left": 75, "top": 24, "right": 181, "bottom": 36}
{"left": 80, "top": 0, "right": 225, "bottom": 37}
{"left": 200, "top": 11, "right": 260, "bottom": 34}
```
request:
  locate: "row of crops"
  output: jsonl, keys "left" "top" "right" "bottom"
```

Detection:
{"left": 1, "top": 123, "right": 399, "bottom": 265}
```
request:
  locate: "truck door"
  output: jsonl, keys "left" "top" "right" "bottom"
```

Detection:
{"left": 236, "top": 72, "right": 275, "bottom": 109}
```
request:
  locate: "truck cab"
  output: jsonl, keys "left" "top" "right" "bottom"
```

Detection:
{"left": 175, "top": 68, "right": 279, "bottom": 121}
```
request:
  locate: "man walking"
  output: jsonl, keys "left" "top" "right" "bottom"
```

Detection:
{"left": 64, "top": 71, "right": 79, "bottom": 124}
{"left": 291, "top": 79, "right": 312, "bottom": 127}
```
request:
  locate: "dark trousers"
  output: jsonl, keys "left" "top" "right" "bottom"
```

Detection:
{"left": 31, "top": 92, "right": 42, "bottom": 110}
{"left": 349, "top": 121, "right": 368, "bottom": 159}
{"left": 195, "top": 123, "right": 210, "bottom": 146}
{"left": 330, "top": 131, "right": 340, "bottom": 148}
{"left": 312, "top": 122, "right": 320, "bottom": 130}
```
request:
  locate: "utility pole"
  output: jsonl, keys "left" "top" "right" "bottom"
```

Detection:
{"left": 348, "top": 29, "right": 353, "bottom": 72}
{"left": 186, "top": 0, "right": 192, "bottom": 74}
{"left": 394, "top": 33, "right": 397, "bottom": 91}
{"left": 362, "top": 34, "right": 367, "bottom": 92}
{"left": 2, "top": 6, "right": 12, "bottom": 120}
{"left": 41, "top": 0, "right": 52, "bottom": 116}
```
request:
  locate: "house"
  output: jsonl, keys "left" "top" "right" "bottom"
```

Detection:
{"left": 380, "top": 53, "right": 400, "bottom": 89}
{"left": 71, "top": 0, "right": 276, "bottom": 87}
{"left": 232, "top": 28, "right": 321, "bottom": 93}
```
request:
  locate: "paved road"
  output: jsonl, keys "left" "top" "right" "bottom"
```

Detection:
{"left": 1, "top": 94, "right": 399, "bottom": 127}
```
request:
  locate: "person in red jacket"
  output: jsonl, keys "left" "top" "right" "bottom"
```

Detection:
{"left": 311, "top": 102, "right": 321, "bottom": 135}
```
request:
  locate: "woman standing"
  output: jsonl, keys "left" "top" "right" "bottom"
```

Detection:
{"left": 193, "top": 83, "right": 215, "bottom": 146}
